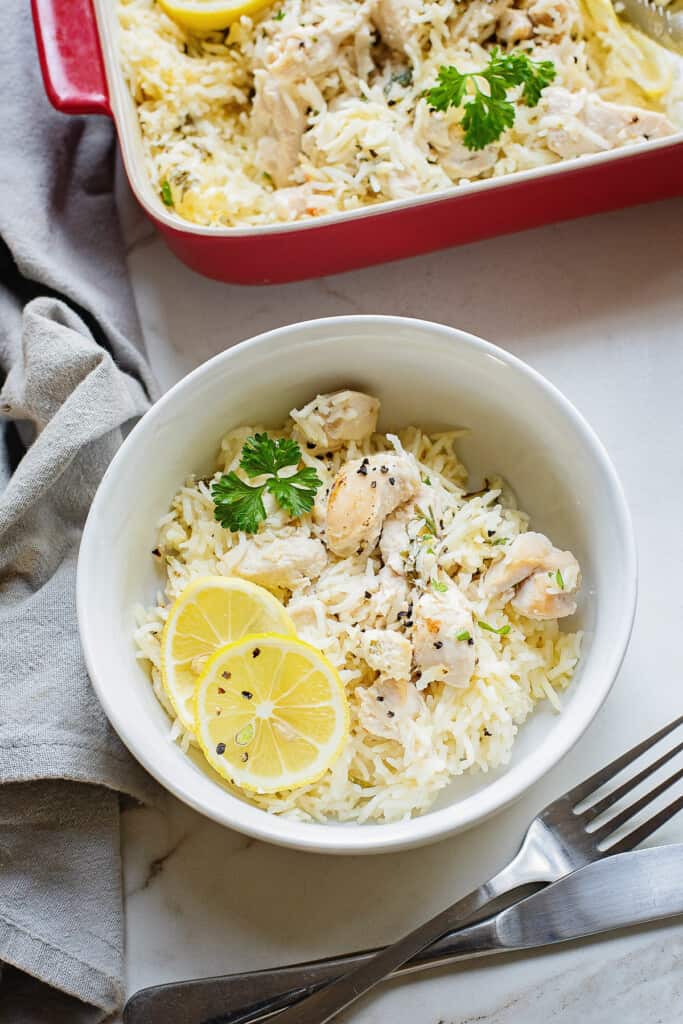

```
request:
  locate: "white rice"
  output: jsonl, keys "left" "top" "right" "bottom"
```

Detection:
{"left": 134, "top": 421, "right": 582, "bottom": 823}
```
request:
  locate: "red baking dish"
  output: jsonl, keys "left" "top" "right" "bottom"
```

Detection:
{"left": 32, "top": 0, "right": 683, "bottom": 285}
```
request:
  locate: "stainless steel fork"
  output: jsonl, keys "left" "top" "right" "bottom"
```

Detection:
{"left": 123, "top": 716, "right": 683, "bottom": 1024}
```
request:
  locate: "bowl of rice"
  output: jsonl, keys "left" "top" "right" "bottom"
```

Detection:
{"left": 77, "top": 316, "right": 636, "bottom": 853}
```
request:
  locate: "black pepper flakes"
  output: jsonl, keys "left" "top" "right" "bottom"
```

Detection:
{"left": 151, "top": 547, "right": 161, "bottom": 557}
{"left": 306, "top": 442, "right": 316, "bottom": 450}
{"left": 388, "top": 477, "right": 395, "bottom": 485}
{"left": 252, "top": 648, "right": 261, "bottom": 658}
{"left": 364, "top": 590, "right": 372, "bottom": 599}
{"left": 357, "top": 464, "right": 368, "bottom": 476}
{"left": 376, "top": 695, "right": 385, "bottom": 702}
{"left": 241, "top": 690, "right": 254, "bottom": 700}
{"left": 483, "top": 728, "right": 492, "bottom": 737}
{"left": 370, "top": 480, "right": 377, "bottom": 488}
{"left": 468, "top": 638, "right": 474, "bottom": 646}
{"left": 433, "top": 640, "right": 443, "bottom": 649}
{"left": 380, "top": 465, "right": 389, "bottom": 473}
{"left": 216, "top": 742, "right": 226, "bottom": 755}
{"left": 387, "top": 710, "right": 395, "bottom": 718}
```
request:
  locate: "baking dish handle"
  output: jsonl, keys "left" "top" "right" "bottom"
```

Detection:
{"left": 31, "top": 0, "right": 110, "bottom": 116}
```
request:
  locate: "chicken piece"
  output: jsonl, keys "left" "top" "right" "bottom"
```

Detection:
{"left": 265, "top": 26, "right": 344, "bottom": 81}
{"left": 483, "top": 532, "right": 554, "bottom": 597}
{"left": 497, "top": 7, "right": 533, "bottom": 43}
{"left": 359, "top": 628, "right": 413, "bottom": 681}
{"left": 290, "top": 390, "right": 380, "bottom": 453}
{"left": 251, "top": 70, "right": 307, "bottom": 187}
{"left": 523, "top": 0, "right": 577, "bottom": 38}
{"left": 370, "top": 0, "right": 416, "bottom": 53}
{"left": 540, "top": 87, "right": 672, "bottom": 160}
{"left": 379, "top": 507, "right": 411, "bottom": 574}
{"left": 416, "top": 112, "right": 499, "bottom": 180}
{"left": 511, "top": 548, "right": 581, "bottom": 619}
{"left": 357, "top": 678, "right": 424, "bottom": 743}
{"left": 234, "top": 537, "right": 327, "bottom": 589}
{"left": 375, "top": 566, "right": 410, "bottom": 623}
{"left": 326, "top": 452, "right": 421, "bottom": 558}
{"left": 413, "top": 586, "right": 475, "bottom": 688}
{"left": 453, "top": 0, "right": 511, "bottom": 43}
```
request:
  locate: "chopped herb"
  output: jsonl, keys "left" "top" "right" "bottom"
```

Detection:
{"left": 421, "top": 473, "right": 432, "bottom": 485}
{"left": 556, "top": 569, "right": 565, "bottom": 590}
{"left": 432, "top": 579, "right": 448, "bottom": 592}
{"left": 426, "top": 48, "right": 556, "bottom": 151}
{"left": 273, "top": 7, "right": 286, "bottom": 17}
{"left": 211, "top": 433, "right": 322, "bottom": 533}
{"left": 478, "top": 620, "right": 511, "bottom": 636}
{"left": 383, "top": 66, "right": 413, "bottom": 97}
{"left": 419, "top": 506, "right": 438, "bottom": 536}
{"left": 160, "top": 180, "right": 173, "bottom": 206}
{"left": 263, "top": 171, "right": 274, "bottom": 184}
{"left": 456, "top": 630, "right": 471, "bottom": 642}
{"left": 490, "top": 537, "right": 508, "bottom": 546}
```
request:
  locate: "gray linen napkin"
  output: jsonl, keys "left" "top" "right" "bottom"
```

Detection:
{"left": 0, "top": 6, "right": 161, "bottom": 1021}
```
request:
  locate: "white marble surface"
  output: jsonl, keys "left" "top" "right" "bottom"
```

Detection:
{"left": 119, "top": 184, "right": 683, "bottom": 1023}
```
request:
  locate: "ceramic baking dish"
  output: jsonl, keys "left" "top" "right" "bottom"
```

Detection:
{"left": 32, "top": 0, "right": 683, "bottom": 284}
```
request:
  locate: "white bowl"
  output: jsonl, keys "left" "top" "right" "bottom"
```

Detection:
{"left": 77, "top": 316, "right": 636, "bottom": 854}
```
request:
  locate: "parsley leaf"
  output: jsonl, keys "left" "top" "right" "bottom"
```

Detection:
{"left": 240, "top": 433, "right": 301, "bottom": 478}
{"left": 273, "top": 7, "right": 285, "bottom": 17}
{"left": 432, "top": 579, "right": 448, "bottom": 592}
{"left": 160, "top": 180, "right": 174, "bottom": 206}
{"left": 267, "top": 466, "right": 322, "bottom": 517}
{"left": 556, "top": 568, "right": 565, "bottom": 590}
{"left": 478, "top": 619, "right": 511, "bottom": 636}
{"left": 426, "top": 48, "right": 556, "bottom": 151}
{"left": 211, "top": 473, "right": 267, "bottom": 533}
{"left": 456, "top": 630, "right": 471, "bottom": 641}
{"left": 212, "top": 433, "right": 322, "bottom": 533}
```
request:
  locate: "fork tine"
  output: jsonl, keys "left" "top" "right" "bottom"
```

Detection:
{"left": 565, "top": 715, "right": 683, "bottom": 807}
{"left": 580, "top": 738, "right": 683, "bottom": 822}
{"left": 603, "top": 793, "right": 683, "bottom": 854}
{"left": 590, "top": 766, "right": 683, "bottom": 842}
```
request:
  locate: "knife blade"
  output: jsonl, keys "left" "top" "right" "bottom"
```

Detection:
{"left": 123, "top": 844, "right": 683, "bottom": 1024}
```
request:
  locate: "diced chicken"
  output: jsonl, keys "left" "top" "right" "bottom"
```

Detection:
{"left": 371, "top": 0, "right": 416, "bottom": 53}
{"left": 483, "top": 532, "right": 554, "bottom": 597}
{"left": 497, "top": 7, "right": 533, "bottom": 43}
{"left": 512, "top": 548, "right": 581, "bottom": 619}
{"left": 415, "top": 112, "right": 499, "bottom": 180}
{"left": 483, "top": 530, "right": 581, "bottom": 620}
{"left": 234, "top": 537, "right": 327, "bottom": 589}
{"left": 523, "top": 0, "right": 577, "bottom": 38}
{"left": 357, "top": 678, "right": 424, "bottom": 743}
{"left": 264, "top": 27, "right": 344, "bottom": 81}
{"left": 539, "top": 86, "right": 673, "bottom": 160}
{"left": 290, "top": 390, "right": 380, "bottom": 453}
{"left": 272, "top": 185, "right": 314, "bottom": 221}
{"left": 326, "top": 452, "right": 421, "bottom": 558}
{"left": 251, "top": 70, "right": 308, "bottom": 187}
{"left": 413, "top": 586, "right": 475, "bottom": 688}
{"left": 453, "top": 0, "right": 511, "bottom": 43}
{"left": 379, "top": 507, "right": 411, "bottom": 575}
{"left": 359, "top": 628, "right": 413, "bottom": 681}
{"left": 375, "top": 566, "right": 410, "bottom": 623}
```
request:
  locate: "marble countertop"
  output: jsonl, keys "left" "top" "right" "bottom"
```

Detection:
{"left": 119, "top": 184, "right": 683, "bottom": 1023}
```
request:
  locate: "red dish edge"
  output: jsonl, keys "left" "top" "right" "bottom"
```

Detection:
{"left": 151, "top": 138, "right": 683, "bottom": 284}
{"left": 31, "top": 0, "right": 110, "bottom": 116}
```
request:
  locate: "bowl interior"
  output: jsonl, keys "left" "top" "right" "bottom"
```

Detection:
{"left": 78, "top": 317, "right": 635, "bottom": 853}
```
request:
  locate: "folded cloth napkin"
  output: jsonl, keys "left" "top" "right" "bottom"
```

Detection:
{"left": 0, "top": 6, "right": 161, "bottom": 1021}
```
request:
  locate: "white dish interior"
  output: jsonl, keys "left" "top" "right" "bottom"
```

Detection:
{"left": 77, "top": 316, "right": 636, "bottom": 853}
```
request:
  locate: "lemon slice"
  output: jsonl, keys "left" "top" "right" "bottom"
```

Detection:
{"left": 158, "top": 0, "right": 275, "bottom": 30}
{"left": 161, "top": 577, "right": 295, "bottom": 730}
{"left": 195, "top": 634, "right": 350, "bottom": 793}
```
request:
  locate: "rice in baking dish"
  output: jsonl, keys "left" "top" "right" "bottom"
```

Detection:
{"left": 134, "top": 397, "right": 582, "bottom": 823}
{"left": 116, "top": 0, "right": 682, "bottom": 227}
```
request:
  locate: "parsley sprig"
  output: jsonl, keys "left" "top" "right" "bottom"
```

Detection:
{"left": 211, "top": 433, "right": 322, "bottom": 534}
{"left": 426, "top": 48, "right": 556, "bottom": 151}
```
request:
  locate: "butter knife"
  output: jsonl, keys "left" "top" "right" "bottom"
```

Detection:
{"left": 124, "top": 843, "right": 683, "bottom": 1024}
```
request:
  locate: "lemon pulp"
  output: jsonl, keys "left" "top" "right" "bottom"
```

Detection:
{"left": 194, "top": 633, "right": 349, "bottom": 793}
{"left": 160, "top": 576, "right": 295, "bottom": 730}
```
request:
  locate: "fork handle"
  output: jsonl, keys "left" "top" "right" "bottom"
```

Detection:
{"left": 123, "top": 889, "right": 510, "bottom": 1024}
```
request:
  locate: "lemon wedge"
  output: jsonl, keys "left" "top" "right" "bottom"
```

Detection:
{"left": 157, "top": 0, "right": 275, "bottom": 30}
{"left": 160, "top": 576, "right": 295, "bottom": 730}
{"left": 194, "top": 634, "right": 350, "bottom": 793}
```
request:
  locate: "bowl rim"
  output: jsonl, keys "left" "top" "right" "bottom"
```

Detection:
{"left": 77, "top": 315, "right": 637, "bottom": 854}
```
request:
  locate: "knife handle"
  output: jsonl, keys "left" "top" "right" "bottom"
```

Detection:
{"left": 122, "top": 915, "right": 499, "bottom": 1024}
